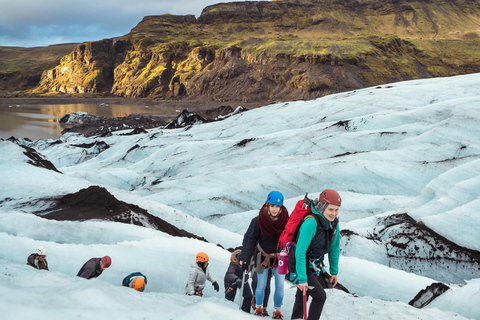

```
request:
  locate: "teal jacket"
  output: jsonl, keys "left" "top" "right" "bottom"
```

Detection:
{"left": 294, "top": 205, "right": 340, "bottom": 284}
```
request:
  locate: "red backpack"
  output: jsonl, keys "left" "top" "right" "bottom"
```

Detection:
{"left": 278, "top": 193, "right": 312, "bottom": 249}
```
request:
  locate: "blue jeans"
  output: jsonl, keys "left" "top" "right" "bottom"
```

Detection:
{"left": 255, "top": 267, "right": 285, "bottom": 308}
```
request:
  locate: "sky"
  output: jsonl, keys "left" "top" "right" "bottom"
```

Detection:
{"left": 0, "top": 0, "right": 263, "bottom": 48}
{"left": 1, "top": 73, "right": 480, "bottom": 319}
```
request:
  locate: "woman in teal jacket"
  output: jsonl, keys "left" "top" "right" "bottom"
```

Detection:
{"left": 291, "top": 189, "right": 341, "bottom": 320}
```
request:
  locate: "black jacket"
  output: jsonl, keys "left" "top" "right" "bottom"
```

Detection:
{"left": 77, "top": 258, "right": 103, "bottom": 279}
{"left": 240, "top": 216, "right": 282, "bottom": 265}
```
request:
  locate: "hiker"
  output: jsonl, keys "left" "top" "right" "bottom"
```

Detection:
{"left": 224, "top": 249, "right": 253, "bottom": 312}
{"left": 240, "top": 191, "right": 289, "bottom": 318}
{"left": 122, "top": 272, "right": 147, "bottom": 292}
{"left": 186, "top": 252, "right": 219, "bottom": 296}
{"left": 77, "top": 256, "right": 111, "bottom": 279}
{"left": 26, "top": 246, "right": 49, "bottom": 271}
{"left": 290, "top": 189, "right": 342, "bottom": 320}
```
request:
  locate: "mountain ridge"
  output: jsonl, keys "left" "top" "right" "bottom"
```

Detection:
{"left": 2, "top": 0, "right": 480, "bottom": 103}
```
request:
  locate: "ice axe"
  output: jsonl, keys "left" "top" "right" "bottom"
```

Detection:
{"left": 238, "top": 270, "right": 248, "bottom": 309}
{"left": 289, "top": 283, "right": 314, "bottom": 290}
{"left": 289, "top": 283, "right": 312, "bottom": 320}
{"left": 303, "top": 291, "right": 307, "bottom": 320}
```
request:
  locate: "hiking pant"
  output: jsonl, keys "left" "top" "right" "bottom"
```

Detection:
{"left": 255, "top": 267, "right": 285, "bottom": 309}
{"left": 225, "top": 282, "right": 253, "bottom": 313}
{"left": 252, "top": 269, "right": 272, "bottom": 308}
{"left": 291, "top": 268, "right": 327, "bottom": 320}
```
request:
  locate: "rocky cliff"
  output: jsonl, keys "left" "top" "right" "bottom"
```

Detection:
{"left": 33, "top": 0, "right": 480, "bottom": 103}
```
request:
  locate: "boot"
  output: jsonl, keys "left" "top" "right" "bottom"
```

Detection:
{"left": 255, "top": 306, "right": 264, "bottom": 317}
{"left": 272, "top": 309, "right": 284, "bottom": 319}
{"left": 262, "top": 308, "right": 270, "bottom": 317}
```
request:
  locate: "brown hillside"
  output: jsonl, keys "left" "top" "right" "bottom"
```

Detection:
{"left": 9, "top": 0, "right": 480, "bottom": 103}
{"left": 0, "top": 44, "right": 77, "bottom": 92}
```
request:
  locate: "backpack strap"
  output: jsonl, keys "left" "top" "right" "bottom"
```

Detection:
{"left": 302, "top": 214, "right": 323, "bottom": 237}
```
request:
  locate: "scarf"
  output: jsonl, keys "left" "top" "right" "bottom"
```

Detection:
{"left": 258, "top": 203, "right": 289, "bottom": 237}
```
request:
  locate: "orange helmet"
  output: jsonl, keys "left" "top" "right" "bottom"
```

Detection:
{"left": 319, "top": 189, "right": 342, "bottom": 206}
{"left": 196, "top": 252, "right": 209, "bottom": 263}
{"left": 131, "top": 277, "right": 145, "bottom": 292}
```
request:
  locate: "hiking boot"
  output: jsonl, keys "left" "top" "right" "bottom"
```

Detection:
{"left": 262, "top": 308, "right": 270, "bottom": 317}
{"left": 255, "top": 306, "right": 264, "bottom": 317}
{"left": 272, "top": 309, "right": 284, "bottom": 319}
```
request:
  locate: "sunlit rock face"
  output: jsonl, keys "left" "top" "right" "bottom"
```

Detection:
{"left": 32, "top": 0, "right": 480, "bottom": 102}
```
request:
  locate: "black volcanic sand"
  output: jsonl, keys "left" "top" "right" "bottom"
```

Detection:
{"left": 36, "top": 185, "right": 207, "bottom": 242}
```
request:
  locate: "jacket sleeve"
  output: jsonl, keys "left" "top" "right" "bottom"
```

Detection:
{"left": 39, "top": 260, "right": 49, "bottom": 271}
{"left": 239, "top": 218, "right": 259, "bottom": 263}
{"left": 186, "top": 267, "right": 198, "bottom": 295}
{"left": 224, "top": 263, "right": 239, "bottom": 286}
{"left": 26, "top": 254, "right": 37, "bottom": 268}
{"left": 206, "top": 267, "right": 217, "bottom": 284}
{"left": 294, "top": 217, "right": 317, "bottom": 284}
{"left": 122, "top": 274, "right": 130, "bottom": 286}
{"left": 328, "top": 223, "right": 341, "bottom": 276}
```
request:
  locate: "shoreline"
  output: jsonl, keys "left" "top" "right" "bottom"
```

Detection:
{"left": 0, "top": 95, "right": 269, "bottom": 139}
{"left": 0, "top": 95, "right": 266, "bottom": 114}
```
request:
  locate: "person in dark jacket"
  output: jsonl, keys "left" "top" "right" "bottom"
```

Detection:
{"left": 224, "top": 249, "right": 253, "bottom": 312}
{"left": 26, "top": 246, "right": 49, "bottom": 271}
{"left": 77, "top": 256, "right": 111, "bottom": 279}
{"left": 122, "top": 272, "right": 147, "bottom": 292}
{"left": 291, "top": 189, "right": 342, "bottom": 320}
{"left": 240, "top": 191, "right": 289, "bottom": 319}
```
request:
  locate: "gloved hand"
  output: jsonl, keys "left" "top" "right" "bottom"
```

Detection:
{"left": 212, "top": 281, "right": 219, "bottom": 292}
{"left": 236, "top": 278, "right": 242, "bottom": 289}
{"left": 242, "top": 261, "right": 249, "bottom": 272}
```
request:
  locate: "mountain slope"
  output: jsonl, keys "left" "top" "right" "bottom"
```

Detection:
{"left": 23, "top": 0, "right": 480, "bottom": 103}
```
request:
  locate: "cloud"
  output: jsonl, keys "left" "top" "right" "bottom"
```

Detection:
{"left": 0, "top": 0, "right": 263, "bottom": 47}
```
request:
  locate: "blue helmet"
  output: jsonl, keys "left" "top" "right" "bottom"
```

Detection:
{"left": 266, "top": 191, "right": 284, "bottom": 206}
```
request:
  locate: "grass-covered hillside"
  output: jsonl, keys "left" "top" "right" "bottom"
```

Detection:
{"left": 4, "top": 0, "right": 480, "bottom": 103}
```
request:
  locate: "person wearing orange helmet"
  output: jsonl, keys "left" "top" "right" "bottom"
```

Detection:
{"left": 186, "top": 252, "right": 219, "bottom": 296}
{"left": 290, "top": 189, "right": 342, "bottom": 320}
{"left": 77, "top": 256, "right": 111, "bottom": 279}
{"left": 122, "top": 272, "right": 147, "bottom": 292}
